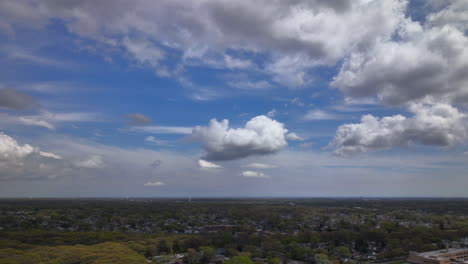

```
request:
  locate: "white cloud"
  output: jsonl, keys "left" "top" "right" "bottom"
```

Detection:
{"left": 426, "top": 0, "right": 468, "bottom": 33}
{"left": 330, "top": 102, "right": 468, "bottom": 156}
{"left": 290, "top": 97, "right": 305, "bottom": 107}
{"left": 227, "top": 80, "right": 273, "bottom": 90}
{"left": 245, "top": 163, "right": 277, "bottom": 169}
{"left": 0, "top": 114, "right": 55, "bottom": 130}
{"left": 144, "top": 181, "right": 165, "bottom": 187}
{"left": 0, "top": 110, "right": 102, "bottom": 131}
{"left": 39, "top": 151, "right": 62, "bottom": 160}
{"left": 122, "top": 37, "right": 165, "bottom": 68}
{"left": 241, "top": 170, "right": 269, "bottom": 178}
{"left": 38, "top": 111, "right": 102, "bottom": 123}
{"left": 75, "top": 155, "right": 105, "bottom": 169}
{"left": 131, "top": 125, "right": 193, "bottom": 134}
{"left": 2, "top": 111, "right": 101, "bottom": 131}
{"left": 145, "top": 136, "right": 169, "bottom": 146}
{"left": 0, "top": 133, "right": 35, "bottom": 160}
{"left": 332, "top": 5, "right": 468, "bottom": 105}
{"left": 4, "top": 133, "right": 468, "bottom": 196}
{"left": 198, "top": 159, "right": 222, "bottom": 169}
{"left": 0, "top": 132, "right": 65, "bottom": 180}
{"left": 3, "top": 46, "right": 69, "bottom": 67}
{"left": 224, "top": 54, "right": 252, "bottom": 69}
{"left": 0, "top": 0, "right": 407, "bottom": 88}
{"left": 286, "top": 132, "right": 305, "bottom": 141}
{"left": 0, "top": 133, "right": 60, "bottom": 162}
{"left": 304, "top": 110, "right": 343, "bottom": 120}
{"left": 192, "top": 115, "right": 288, "bottom": 160}
{"left": 18, "top": 117, "right": 55, "bottom": 130}
{"left": 267, "top": 109, "right": 277, "bottom": 118}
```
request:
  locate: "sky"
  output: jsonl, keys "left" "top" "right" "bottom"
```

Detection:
{"left": 0, "top": 0, "right": 467, "bottom": 197}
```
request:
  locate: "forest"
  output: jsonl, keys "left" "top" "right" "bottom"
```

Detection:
{"left": 1, "top": 198, "right": 468, "bottom": 264}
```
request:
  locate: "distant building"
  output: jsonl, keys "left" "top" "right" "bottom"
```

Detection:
{"left": 408, "top": 248, "right": 468, "bottom": 264}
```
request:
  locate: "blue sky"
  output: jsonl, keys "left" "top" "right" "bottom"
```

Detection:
{"left": 0, "top": 0, "right": 467, "bottom": 197}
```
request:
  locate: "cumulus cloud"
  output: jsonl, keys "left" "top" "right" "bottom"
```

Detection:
{"left": 286, "top": 132, "right": 305, "bottom": 141}
{"left": 2, "top": 0, "right": 464, "bottom": 105}
{"left": 192, "top": 115, "right": 288, "bottom": 160}
{"left": 0, "top": 133, "right": 35, "bottom": 160}
{"left": 75, "top": 155, "right": 105, "bottom": 169}
{"left": 125, "top": 113, "right": 152, "bottom": 125}
{"left": 0, "top": 0, "right": 407, "bottom": 88}
{"left": 0, "top": 88, "right": 36, "bottom": 110}
{"left": 241, "top": 170, "right": 269, "bottom": 178}
{"left": 198, "top": 159, "right": 222, "bottom": 169}
{"left": 144, "top": 181, "right": 165, "bottom": 187}
{"left": 426, "top": 0, "right": 468, "bottom": 33}
{"left": 0, "top": 132, "right": 65, "bottom": 180}
{"left": 245, "top": 163, "right": 277, "bottom": 169}
{"left": 329, "top": 102, "right": 468, "bottom": 156}
{"left": 332, "top": 3, "right": 468, "bottom": 105}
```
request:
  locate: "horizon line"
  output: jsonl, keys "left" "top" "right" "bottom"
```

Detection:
{"left": 1, "top": 196, "right": 468, "bottom": 199}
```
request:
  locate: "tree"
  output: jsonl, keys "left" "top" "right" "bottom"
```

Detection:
{"left": 333, "top": 246, "right": 351, "bottom": 258}
{"left": 184, "top": 248, "right": 201, "bottom": 264}
{"left": 225, "top": 256, "right": 255, "bottom": 264}
{"left": 267, "top": 257, "right": 281, "bottom": 264}
{"left": 200, "top": 246, "right": 215, "bottom": 264}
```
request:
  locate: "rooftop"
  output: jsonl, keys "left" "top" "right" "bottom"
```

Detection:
{"left": 415, "top": 248, "right": 468, "bottom": 259}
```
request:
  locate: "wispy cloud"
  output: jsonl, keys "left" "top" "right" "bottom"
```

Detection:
{"left": 228, "top": 80, "right": 273, "bottom": 90}
{"left": 144, "top": 181, "right": 165, "bottom": 187}
{"left": 37, "top": 111, "right": 102, "bottom": 123}
{"left": 299, "top": 142, "right": 314, "bottom": 148}
{"left": 245, "top": 163, "right": 277, "bottom": 169}
{"left": 0, "top": 113, "right": 54, "bottom": 130}
{"left": 131, "top": 125, "right": 193, "bottom": 135}
{"left": 3, "top": 46, "right": 70, "bottom": 67}
{"left": 0, "top": 110, "right": 102, "bottom": 131}
{"left": 304, "top": 110, "right": 345, "bottom": 121}
{"left": 75, "top": 155, "right": 106, "bottom": 169}
{"left": 286, "top": 132, "right": 305, "bottom": 141}
{"left": 241, "top": 170, "right": 269, "bottom": 178}
{"left": 18, "top": 116, "right": 55, "bottom": 130}
{"left": 145, "top": 136, "right": 170, "bottom": 146}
